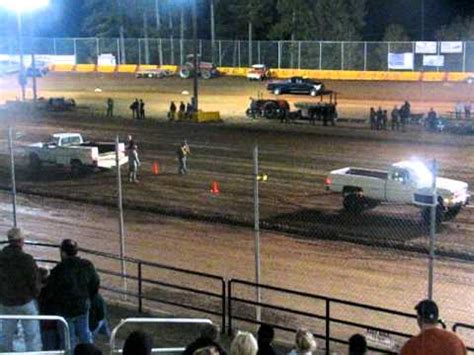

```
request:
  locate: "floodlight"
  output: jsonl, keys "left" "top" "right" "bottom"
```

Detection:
{"left": 0, "top": 0, "right": 49, "bottom": 12}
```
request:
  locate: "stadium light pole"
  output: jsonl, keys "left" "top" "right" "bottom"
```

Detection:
{"left": 192, "top": 0, "right": 199, "bottom": 111}
{"left": 0, "top": 0, "right": 49, "bottom": 101}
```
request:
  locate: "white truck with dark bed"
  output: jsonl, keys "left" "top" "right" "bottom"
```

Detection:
{"left": 326, "top": 160, "right": 469, "bottom": 223}
{"left": 25, "top": 133, "right": 127, "bottom": 175}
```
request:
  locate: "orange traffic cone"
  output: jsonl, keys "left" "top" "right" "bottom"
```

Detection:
{"left": 152, "top": 161, "right": 159, "bottom": 175}
{"left": 210, "top": 181, "right": 220, "bottom": 195}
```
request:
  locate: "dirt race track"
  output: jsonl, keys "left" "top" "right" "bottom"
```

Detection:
{"left": 0, "top": 73, "right": 473, "bottom": 351}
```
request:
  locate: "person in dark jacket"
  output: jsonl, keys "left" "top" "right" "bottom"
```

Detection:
{"left": 139, "top": 99, "right": 146, "bottom": 120}
{"left": 169, "top": 101, "right": 177, "bottom": 121}
{"left": 183, "top": 323, "right": 226, "bottom": 355}
{"left": 375, "top": 107, "right": 383, "bottom": 130}
{"left": 391, "top": 106, "right": 400, "bottom": 131}
{"left": 43, "top": 239, "right": 100, "bottom": 350}
{"left": 75, "top": 343, "right": 103, "bottom": 355}
{"left": 348, "top": 334, "right": 367, "bottom": 355}
{"left": 369, "top": 107, "right": 376, "bottom": 130}
{"left": 0, "top": 227, "right": 42, "bottom": 352}
{"left": 130, "top": 99, "right": 139, "bottom": 119}
{"left": 257, "top": 324, "right": 277, "bottom": 355}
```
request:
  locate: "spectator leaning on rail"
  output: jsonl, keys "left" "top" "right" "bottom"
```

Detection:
{"left": 230, "top": 331, "right": 258, "bottom": 355}
{"left": 287, "top": 328, "right": 317, "bottom": 355}
{"left": 43, "top": 239, "right": 100, "bottom": 350}
{"left": 183, "top": 323, "right": 227, "bottom": 355}
{"left": 0, "top": 227, "right": 43, "bottom": 352}
{"left": 400, "top": 299, "right": 467, "bottom": 355}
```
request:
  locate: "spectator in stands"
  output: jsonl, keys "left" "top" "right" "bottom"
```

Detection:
{"left": 43, "top": 239, "right": 100, "bottom": 350}
{"left": 74, "top": 343, "right": 103, "bottom": 355}
{"left": 400, "top": 299, "right": 467, "bottom": 355}
{"left": 193, "top": 346, "right": 220, "bottom": 355}
{"left": 230, "top": 331, "right": 258, "bottom": 355}
{"left": 183, "top": 323, "right": 226, "bottom": 355}
{"left": 287, "top": 328, "right": 317, "bottom": 355}
{"left": 348, "top": 333, "right": 367, "bottom": 355}
{"left": 89, "top": 292, "right": 111, "bottom": 341}
{"left": 123, "top": 330, "right": 153, "bottom": 355}
{"left": 257, "top": 324, "right": 277, "bottom": 355}
{"left": 0, "top": 227, "right": 42, "bottom": 352}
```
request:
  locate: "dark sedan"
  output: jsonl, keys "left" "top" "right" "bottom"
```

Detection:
{"left": 267, "top": 76, "right": 325, "bottom": 96}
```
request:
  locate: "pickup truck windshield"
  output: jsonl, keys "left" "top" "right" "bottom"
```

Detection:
{"left": 402, "top": 162, "right": 434, "bottom": 187}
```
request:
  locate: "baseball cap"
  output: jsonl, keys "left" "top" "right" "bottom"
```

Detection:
{"left": 415, "top": 299, "right": 439, "bottom": 322}
{"left": 7, "top": 227, "right": 23, "bottom": 241}
{"left": 60, "top": 239, "right": 78, "bottom": 256}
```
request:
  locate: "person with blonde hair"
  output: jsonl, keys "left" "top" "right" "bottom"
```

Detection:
{"left": 288, "top": 328, "right": 317, "bottom": 355}
{"left": 230, "top": 331, "right": 258, "bottom": 355}
{"left": 193, "top": 346, "right": 220, "bottom": 355}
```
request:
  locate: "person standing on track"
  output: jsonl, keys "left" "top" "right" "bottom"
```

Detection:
{"left": 376, "top": 107, "right": 383, "bottom": 130}
{"left": 177, "top": 140, "right": 191, "bottom": 175}
{"left": 128, "top": 145, "right": 140, "bottom": 183}
{"left": 130, "top": 99, "right": 139, "bottom": 120}
{"left": 139, "top": 99, "right": 146, "bottom": 120}
{"left": 169, "top": 101, "right": 177, "bottom": 121}
{"left": 369, "top": 107, "right": 376, "bottom": 130}
{"left": 178, "top": 101, "right": 186, "bottom": 120}
{"left": 106, "top": 98, "right": 114, "bottom": 117}
{"left": 391, "top": 106, "right": 400, "bottom": 131}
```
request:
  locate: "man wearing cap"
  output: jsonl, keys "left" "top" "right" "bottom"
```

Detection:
{"left": 400, "top": 299, "right": 467, "bottom": 355}
{"left": 42, "top": 239, "right": 100, "bottom": 350}
{"left": 0, "top": 227, "right": 42, "bottom": 352}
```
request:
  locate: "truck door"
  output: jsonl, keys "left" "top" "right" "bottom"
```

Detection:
{"left": 385, "top": 168, "right": 416, "bottom": 203}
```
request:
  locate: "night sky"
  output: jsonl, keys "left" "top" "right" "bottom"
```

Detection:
{"left": 0, "top": 0, "right": 473, "bottom": 40}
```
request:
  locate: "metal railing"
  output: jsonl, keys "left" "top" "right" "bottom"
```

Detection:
{"left": 227, "top": 278, "right": 419, "bottom": 355}
{"left": 453, "top": 323, "right": 474, "bottom": 351}
{"left": 109, "top": 317, "right": 212, "bottom": 354}
{"left": 1, "top": 37, "right": 474, "bottom": 72}
{"left": 0, "top": 315, "right": 70, "bottom": 354}
{"left": 1, "top": 240, "right": 227, "bottom": 333}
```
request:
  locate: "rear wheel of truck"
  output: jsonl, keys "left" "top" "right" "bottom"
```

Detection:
{"left": 29, "top": 154, "right": 42, "bottom": 173}
{"left": 263, "top": 102, "right": 278, "bottom": 119}
{"left": 70, "top": 159, "right": 84, "bottom": 177}
{"left": 343, "top": 193, "right": 364, "bottom": 214}
{"left": 201, "top": 69, "right": 212, "bottom": 79}
{"left": 421, "top": 205, "right": 444, "bottom": 226}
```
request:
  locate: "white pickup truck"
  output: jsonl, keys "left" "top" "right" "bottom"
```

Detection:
{"left": 326, "top": 160, "right": 470, "bottom": 223}
{"left": 25, "top": 133, "right": 128, "bottom": 175}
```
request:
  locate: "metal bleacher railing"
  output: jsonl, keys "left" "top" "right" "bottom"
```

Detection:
{"left": 1, "top": 240, "right": 472, "bottom": 354}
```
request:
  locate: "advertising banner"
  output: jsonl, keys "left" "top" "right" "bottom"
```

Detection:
{"left": 423, "top": 55, "right": 445, "bottom": 67}
{"left": 415, "top": 41, "right": 437, "bottom": 54}
{"left": 388, "top": 53, "right": 414, "bottom": 70}
{"left": 440, "top": 41, "right": 463, "bottom": 53}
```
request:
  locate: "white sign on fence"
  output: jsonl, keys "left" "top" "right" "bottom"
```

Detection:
{"left": 98, "top": 54, "right": 116, "bottom": 66}
{"left": 388, "top": 53, "right": 414, "bottom": 70}
{"left": 440, "top": 41, "right": 463, "bottom": 54}
{"left": 423, "top": 55, "right": 445, "bottom": 67}
{"left": 415, "top": 41, "right": 438, "bottom": 54}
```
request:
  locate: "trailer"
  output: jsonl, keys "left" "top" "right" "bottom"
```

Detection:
{"left": 294, "top": 91, "right": 338, "bottom": 126}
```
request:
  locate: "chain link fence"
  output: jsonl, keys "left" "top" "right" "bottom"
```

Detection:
{"left": 1, "top": 37, "right": 474, "bottom": 72}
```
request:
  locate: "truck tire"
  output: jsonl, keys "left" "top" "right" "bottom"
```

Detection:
{"left": 29, "top": 153, "right": 41, "bottom": 173}
{"left": 343, "top": 193, "right": 364, "bottom": 214}
{"left": 421, "top": 205, "right": 444, "bottom": 226}
{"left": 310, "top": 89, "right": 318, "bottom": 97}
{"left": 273, "top": 88, "right": 282, "bottom": 95}
{"left": 71, "top": 159, "right": 84, "bottom": 177}
{"left": 201, "top": 69, "right": 212, "bottom": 80}
{"left": 263, "top": 102, "right": 278, "bottom": 119}
{"left": 179, "top": 67, "right": 192, "bottom": 79}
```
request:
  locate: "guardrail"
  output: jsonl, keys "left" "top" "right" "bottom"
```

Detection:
{"left": 109, "top": 318, "right": 212, "bottom": 354}
{"left": 0, "top": 315, "right": 70, "bottom": 354}
{"left": 453, "top": 323, "right": 474, "bottom": 351}
{"left": 227, "top": 278, "right": 419, "bottom": 355}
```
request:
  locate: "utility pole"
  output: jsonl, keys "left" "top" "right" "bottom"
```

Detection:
{"left": 180, "top": 4, "right": 185, "bottom": 65}
{"left": 143, "top": 12, "right": 150, "bottom": 64}
{"left": 192, "top": 0, "right": 198, "bottom": 111}
{"left": 169, "top": 4, "right": 175, "bottom": 64}
{"left": 16, "top": 11, "right": 25, "bottom": 101}
{"left": 210, "top": 0, "right": 216, "bottom": 64}
{"left": 116, "top": 0, "right": 126, "bottom": 64}
{"left": 155, "top": 0, "right": 163, "bottom": 65}
{"left": 253, "top": 145, "right": 261, "bottom": 323}
{"left": 248, "top": 22, "right": 252, "bottom": 66}
{"left": 428, "top": 160, "right": 437, "bottom": 300}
